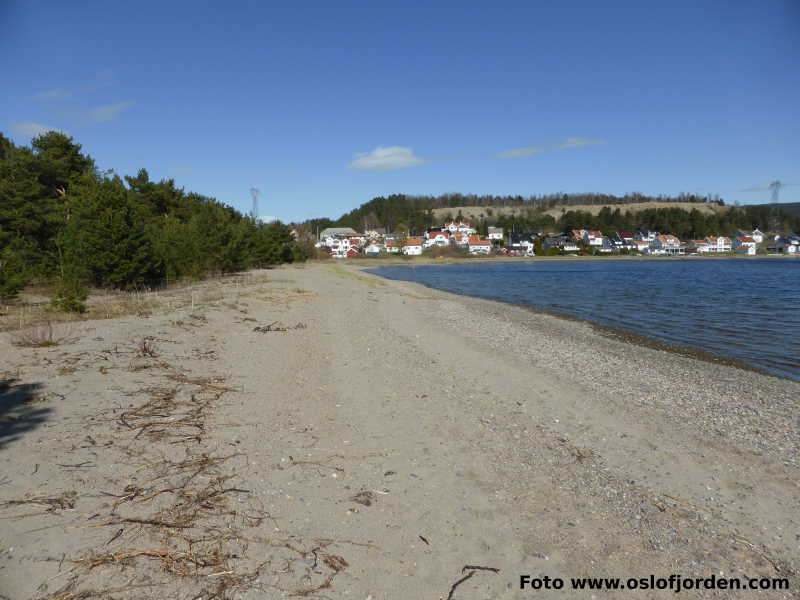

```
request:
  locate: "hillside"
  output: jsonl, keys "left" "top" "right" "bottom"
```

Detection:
{"left": 431, "top": 201, "right": 727, "bottom": 222}
{"left": 311, "top": 194, "right": 798, "bottom": 240}
{"left": 750, "top": 202, "right": 800, "bottom": 217}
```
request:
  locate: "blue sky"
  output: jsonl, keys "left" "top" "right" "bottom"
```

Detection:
{"left": 2, "top": 0, "right": 798, "bottom": 222}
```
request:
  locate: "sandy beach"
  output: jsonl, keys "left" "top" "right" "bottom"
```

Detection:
{"left": 1, "top": 262, "right": 798, "bottom": 599}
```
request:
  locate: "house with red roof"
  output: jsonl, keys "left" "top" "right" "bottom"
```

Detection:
{"left": 649, "top": 234, "right": 684, "bottom": 255}
{"left": 329, "top": 236, "right": 362, "bottom": 258}
{"left": 452, "top": 232, "right": 471, "bottom": 247}
{"left": 425, "top": 230, "right": 451, "bottom": 247}
{"left": 403, "top": 237, "right": 424, "bottom": 256}
{"left": 444, "top": 221, "right": 476, "bottom": 235}
{"left": 571, "top": 229, "right": 587, "bottom": 241}
{"left": 734, "top": 236, "right": 757, "bottom": 255}
{"left": 467, "top": 235, "right": 492, "bottom": 255}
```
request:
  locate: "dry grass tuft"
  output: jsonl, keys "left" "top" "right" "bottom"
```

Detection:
{"left": 10, "top": 322, "right": 67, "bottom": 348}
{"left": 134, "top": 337, "right": 159, "bottom": 358}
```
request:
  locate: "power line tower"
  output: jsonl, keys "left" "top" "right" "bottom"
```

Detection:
{"left": 768, "top": 181, "right": 783, "bottom": 232}
{"left": 741, "top": 180, "right": 797, "bottom": 233}
{"left": 249, "top": 187, "right": 260, "bottom": 221}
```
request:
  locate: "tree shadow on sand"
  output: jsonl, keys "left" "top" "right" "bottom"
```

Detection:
{"left": 0, "top": 378, "right": 49, "bottom": 451}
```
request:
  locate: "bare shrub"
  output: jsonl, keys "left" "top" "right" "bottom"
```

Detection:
{"left": 135, "top": 337, "right": 160, "bottom": 358}
{"left": 11, "top": 322, "right": 63, "bottom": 347}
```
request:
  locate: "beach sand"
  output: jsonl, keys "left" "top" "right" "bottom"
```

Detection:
{"left": 1, "top": 262, "right": 797, "bottom": 599}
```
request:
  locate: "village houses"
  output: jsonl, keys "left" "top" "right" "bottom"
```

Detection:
{"left": 312, "top": 217, "right": 786, "bottom": 260}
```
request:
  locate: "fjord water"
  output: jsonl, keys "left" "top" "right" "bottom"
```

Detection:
{"left": 369, "top": 259, "right": 800, "bottom": 382}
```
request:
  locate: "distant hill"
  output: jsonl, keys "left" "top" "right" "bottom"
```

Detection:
{"left": 321, "top": 192, "right": 723, "bottom": 234}
{"left": 431, "top": 201, "right": 726, "bottom": 222}
{"left": 306, "top": 193, "right": 799, "bottom": 240}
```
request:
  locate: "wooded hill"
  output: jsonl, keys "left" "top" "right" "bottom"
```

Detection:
{"left": 302, "top": 193, "right": 799, "bottom": 240}
{"left": 0, "top": 132, "right": 303, "bottom": 307}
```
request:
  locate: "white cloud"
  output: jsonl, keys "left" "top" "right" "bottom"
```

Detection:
{"left": 10, "top": 122, "right": 61, "bottom": 137}
{"left": 349, "top": 146, "right": 427, "bottom": 172}
{"left": 86, "top": 101, "right": 135, "bottom": 123}
{"left": 497, "top": 145, "right": 547, "bottom": 159}
{"left": 558, "top": 137, "right": 605, "bottom": 149}
{"left": 498, "top": 137, "right": 606, "bottom": 159}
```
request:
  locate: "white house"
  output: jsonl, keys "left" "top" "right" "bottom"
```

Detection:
{"left": 403, "top": 237, "right": 424, "bottom": 256}
{"left": 635, "top": 230, "right": 659, "bottom": 242}
{"left": 425, "top": 231, "right": 451, "bottom": 247}
{"left": 704, "top": 236, "right": 732, "bottom": 252}
{"left": 508, "top": 234, "right": 536, "bottom": 255}
{"left": 751, "top": 229, "right": 765, "bottom": 244}
{"left": 444, "top": 221, "right": 476, "bottom": 235}
{"left": 583, "top": 230, "right": 604, "bottom": 247}
{"left": 467, "top": 235, "right": 492, "bottom": 255}
{"left": 364, "top": 243, "right": 382, "bottom": 256}
{"left": 611, "top": 232, "right": 635, "bottom": 251}
{"left": 733, "top": 236, "right": 757, "bottom": 255}
{"left": 633, "top": 239, "right": 651, "bottom": 253}
{"left": 649, "top": 234, "right": 684, "bottom": 255}
{"left": 487, "top": 227, "right": 504, "bottom": 240}
{"left": 364, "top": 228, "right": 387, "bottom": 240}
{"left": 385, "top": 240, "right": 401, "bottom": 254}
{"left": 318, "top": 227, "right": 363, "bottom": 248}
{"left": 543, "top": 235, "right": 579, "bottom": 252}
{"left": 687, "top": 240, "right": 710, "bottom": 253}
{"left": 328, "top": 236, "right": 362, "bottom": 258}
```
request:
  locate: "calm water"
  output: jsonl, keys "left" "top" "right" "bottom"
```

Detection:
{"left": 369, "top": 259, "right": 800, "bottom": 382}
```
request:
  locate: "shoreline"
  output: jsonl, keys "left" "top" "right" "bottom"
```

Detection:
{"left": 343, "top": 252, "right": 798, "bottom": 267}
{"left": 2, "top": 263, "right": 798, "bottom": 599}
{"left": 360, "top": 263, "right": 792, "bottom": 383}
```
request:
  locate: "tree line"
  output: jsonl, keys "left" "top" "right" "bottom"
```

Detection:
{"left": 0, "top": 131, "right": 304, "bottom": 307}
{"left": 300, "top": 193, "right": 798, "bottom": 240}
{"left": 489, "top": 205, "right": 798, "bottom": 240}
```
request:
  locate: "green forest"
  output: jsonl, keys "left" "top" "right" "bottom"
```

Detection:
{"left": 0, "top": 132, "right": 303, "bottom": 307}
{"left": 304, "top": 193, "right": 799, "bottom": 240}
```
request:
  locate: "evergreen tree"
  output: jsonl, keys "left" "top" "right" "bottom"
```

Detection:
{"left": 60, "top": 174, "right": 165, "bottom": 289}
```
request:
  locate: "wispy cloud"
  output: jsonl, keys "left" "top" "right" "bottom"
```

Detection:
{"left": 172, "top": 167, "right": 193, "bottom": 176}
{"left": 33, "top": 69, "right": 114, "bottom": 101}
{"left": 558, "top": 137, "right": 605, "bottom": 149}
{"left": 348, "top": 146, "right": 427, "bottom": 172}
{"left": 85, "top": 101, "right": 135, "bottom": 123}
{"left": 498, "top": 137, "right": 606, "bottom": 159}
{"left": 10, "top": 122, "right": 62, "bottom": 137}
{"left": 497, "top": 145, "right": 548, "bottom": 159}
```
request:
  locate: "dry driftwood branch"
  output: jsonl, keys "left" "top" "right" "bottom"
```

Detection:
{"left": 446, "top": 565, "right": 501, "bottom": 599}
{"left": 447, "top": 570, "right": 475, "bottom": 600}
{"left": 51, "top": 582, "right": 163, "bottom": 600}
{"left": 2, "top": 491, "right": 77, "bottom": 511}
